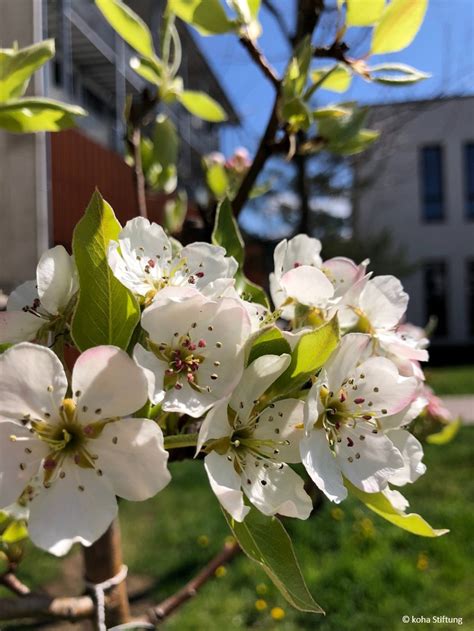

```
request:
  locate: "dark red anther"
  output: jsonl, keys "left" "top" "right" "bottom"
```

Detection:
{"left": 196, "top": 271, "right": 205, "bottom": 278}
{"left": 188, "top": 276, "right": 196, "bottom": 284}
{"left": 43, "top": 458, "right": 57, "bottom": 470}
{"left": 83, "top": 425, "right": 94, "bottom": 436}
{"left": 335, "top": 422, "right": 341, "bottom": 430}
{"left": 363, "top": 415, "right": 372, "bottom": 420}
{"left": 198, "top": 339, "right": 206, "bottom": 348}
{"left": 346, "top": 437, "right": 354, "bottom": 447}
{"left": 147, "top": 259, "right": 156, "bottom": 268}
{"left": 354, "top": 397, "right": 365, "bottom": 404}
{"left": 293, "top": 262, "right": 301, "bottom": 268}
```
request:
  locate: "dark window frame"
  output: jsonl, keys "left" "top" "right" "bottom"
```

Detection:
{"left": 464, "top": 142, "right": 474, "bottom": 220}
{"left": 423, "top": 260, "right": 449, "bottom": 338}
{"left": 467, "top": 259, "right": 474, "bottom": 338}
{"left": 419, "top": 144, "right": 445, "bottom": 223}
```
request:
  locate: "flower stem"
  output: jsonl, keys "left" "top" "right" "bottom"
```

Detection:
{"left": 164, "top": 433, "right": 199, "bottom": 450}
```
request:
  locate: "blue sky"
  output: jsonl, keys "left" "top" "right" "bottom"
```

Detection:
{"left": 194, "top": 0, "right": 474, "bottom": 156}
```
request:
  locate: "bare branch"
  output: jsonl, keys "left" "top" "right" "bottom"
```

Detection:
{"left": 239, "top": 37, "right": 280, "bottom": 88}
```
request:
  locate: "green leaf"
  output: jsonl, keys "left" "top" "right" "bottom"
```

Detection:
{"left": 168, "top": 0, "right": 235, "bottom": 35}
{"left": 212, "top": 199, "right": 269, "bottom": 308}
{"left": 281, "top": 98, "right": 312, "bottom": 132}
{"left": 247, "top": 326, "right": 291, "bottom": 366}
{"left": 371, "top": 0, "right": 428, "bottom": 55}
{"left": 164, "top": 190, "right": 188, "bottom": 234}
{"left": 346, "top": 0, "right": 385, "bottom": 26}
{"left": 150, "top": 114, "right": 179, "bottom": 193}
{"left": 0, "top": 98, "right": 86, "bottom": 133}
{"left": 96, "top": 0, "right": 156, "bottom": 60}
{"left": 224, "top": 507, "right": 324, "bottom": 613}
{"left": 1, "top": 520, "right": 28, "bottom": 543}
{"left": 346, "top": 481, "right": 449, "bottom": 537}
{"left": 71, "top": 191, "right": 140, "bottom": 351}
{"left": 178, "top": 90, "right": 227, "bottom": 122}
{"left": 317, "top": 106, "right": 379, "bottom": 155}
{"left": 206, "top": 163, "right": 229, "bottom": 199}
{"left": 367, "top": 62, "right": 430, "bottom": 84}
{"left": 0, "top": 39, "right": 55, "bottom": 102}
{"left": 313, "top": 105, "right": 351, "bottom": 120}
{"left": 270, "top": 318, "right": 339, "bottom": 395}
{"left": 311, "top": 64, "right": 352, "bottom": 93}
{"left": 282, "top": 36, "right": 312, "bottom": 100}
{"left": 426, "top": 418, "right": 461, "bottom": 445}
{"left": 328, "top": 128, "right": 380, "bottom": 155}
{"left": 130, "top": 55, "right": 164, "bottom": 85}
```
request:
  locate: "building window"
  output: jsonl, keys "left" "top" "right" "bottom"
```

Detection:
{"left": 464, "top": 143, "right": 474, "bottom": 219}
{"left": 467, "top": 260, "right": 474, "bottom": 337}
{"left": 424, "top": 262, "right": 448, "bottom": 337}
{"left": 420, "top": 145, "right": 444, "bottom": 221}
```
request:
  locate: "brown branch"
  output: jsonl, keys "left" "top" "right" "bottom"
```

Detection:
{"left": 0, "top": 593, "right": 95, "bottom": 622}
{"left": 131, "top": 126, "right": 148, "bottom": 219}
{"left": 146, "top": 541, "right": 241, "bottom": 625}
{"left": 0, "top": 572, "right": 31, "bottom": 596}
{"left": 239, "top": 37, "right": 280, "bottom": 88}
{"left": 313, "top": 41, "right": 350, "bottom": 63}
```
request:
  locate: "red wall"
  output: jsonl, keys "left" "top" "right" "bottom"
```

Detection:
{"left": 50, "top": 129, "right": 167, "bottom": 249}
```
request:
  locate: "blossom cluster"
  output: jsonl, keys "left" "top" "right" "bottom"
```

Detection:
{"left": 0, "top": 220, "right": 443, "bottom": 555}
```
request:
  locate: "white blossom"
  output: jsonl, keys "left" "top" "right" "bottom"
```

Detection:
{"left": 300, "top": 334, "right": 418, "bottom": 503}
{"left": 197, "top": 354, "right": 312, "bottom": 521}
{"left": 0, "top": 246, "right": 77, "bottom": 344}
{"left": 135, "top": 287, "right": 251, "bottom": 417}
{"left": 0, "top": 343, "right": 170, "bottom": 555}
{"left": 108, "top": 217, "right": 238, "bottom": 303}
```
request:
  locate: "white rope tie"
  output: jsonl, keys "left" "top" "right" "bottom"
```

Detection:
{"left": 85, "top": 564, "right": 128, "bottom": 631}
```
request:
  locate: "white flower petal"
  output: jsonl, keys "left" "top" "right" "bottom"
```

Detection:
{"left": 73, "top": 346, "right": 148, "bottom": 422}
{"left": 323, "top": 257, "right": 360, "bottom": 298}
{"left": 133, "top": 344, "right": 166, "bottom": 405}
{"left": 108, "top": 240, "right": 152, "bottom": 297}
{"left": 0, "top": 343, "right": 67, "bottom": 422}
{"left": 93, "top": 418, "right": 170, "bottom": 500}
{"left": 303, "top": 380, "right": 325, "bottom": 433}
{"left": 300, "top": 431, "right": 347, "bottom": 503}
{"left": 382, "top": 487, "right": 410, "bottom": 513}
{"left": 196, "top": 397, "right": 232, "bottom": 454}
{"left": 273, "top": 235, "right": 322, "bottom": 279}
{"left": 242, "top": 459, "right": 312, "bottom": 519}
{"left": 7, "top": 281, "right": 39, "bottom": 312}
{"left": 0, "top": 422, "right": 48, "bottom": 507}
{"left": 36, "top": 246, "right": 77, "bottom": 315}
{"left": 204, "top": 451, "right": 249, "bottom": 522}
{"left": 360, "top": 275, "right": 408, "bottom": 329}
{"left": 28, "top": 462, "right": 117, "bottom": 555}
{"left": 386, "top": 429, "right": 426, "bottom": 486}
{"left": 252, "top": 398, "right": 304, "bottom": 463}
{"left": 180, "top": 242, "right": 238, "bottom": 287}
{"left": 323, "top": 333, "right": 371, "bottom": 388}
{"left": 229, "top": 354, "right": 291, "bottom": 421}
{"left": 337, "top": 425, "right": 404, "bottom": 494}
{"left": 280, "top": 265, "right": 334, "bottom": 307}
{"left": 0, "top": 311, "right": 43, "bottom": 344}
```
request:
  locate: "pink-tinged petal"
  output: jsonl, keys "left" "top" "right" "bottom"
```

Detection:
{"left": 0, "top": 343, "right": 67, "bottom": 423}
{"left": 386, "top": 429, "right": 426, "bottom": 486}
{"left": 324, "top": 333, "right": 372, "bottom": 389}
{"left": 73, "top": 346, "right": 148, "bottom": 422}
{"left": 346, "top": 356, "right": 418, "bottom": 416}
{"left": 28, "top": 462, "right": 117, "bottom": 555}
{"left": 196, "top": 397, "right": 232, "bottom": 454}
{"left": 229, "top": 354, "right": 291, "bottom": 422}
{"left": 252, "top": 398, "right": 304, "bottom": 463}
{"left": 337, "top": 425, "right": 404, "bottom": 494}
{"left": 93, "top": 418, "right": 170, "bottom": 500}
{"left": 242, "top": 459, "right": 312, "bottom": 519}
{"left": 381, "top": 395, "right": 427, "bottom": 431}
{"left": 323, "top": 257, "right": 360, "bottom": 297}
{"left": 360, "top": 276, "right": 408, "bottom": 329}
{"left": 133, "top": 344, "right": 166, "bottom": 405}
{"left": 36, "top": 246, "right": 77, "bottom": 315}
{"left": 300, "top": 431, "right": 347, "bottom": 503}
{"left": 204, "top": 451, "right": 249, "bottom": 522}
{"left": 0, "top": 422, "right": 48, "bottom": 507}
{"left": 280, "top": 265, "right": 334, "bottom": 307}
{"left": 378, "top": 331, "right": 429, "bottom": 362}
{"left": 0, "top": 311, "right": 43, "bottom": 344}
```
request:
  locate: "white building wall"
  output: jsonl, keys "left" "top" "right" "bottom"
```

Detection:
{"left": 355, "top": 97, "right": 474, "bottom": 345}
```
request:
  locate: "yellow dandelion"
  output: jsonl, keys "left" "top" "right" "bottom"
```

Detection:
{"left": 255, "top": 599, "right": 267, "bottom": 611}
{"left": 215, "top": 565, "right": 227, "bottom": 578}
{"left": 271, "top": 607, "right": 286, "bottom": 621}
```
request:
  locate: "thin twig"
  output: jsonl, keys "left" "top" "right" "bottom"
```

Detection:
{"left": 0, "top": 572, "right": 31, "bottom": 596}
{"left": 147, "top": 541, "right": 241, "bottom": 625}
{"left": 131, "top": 126, "right": 148, "bottom": 219}
{"left": 262, "top": 0, "right": 293, "bottom": 43}
{"left": 239, "top": 37, "right": 280, "bottom": 88}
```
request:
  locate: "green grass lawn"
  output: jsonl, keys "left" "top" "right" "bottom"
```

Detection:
{"left": 425, "top": 366, "right": 474, "bottom": 396}
{"left": 7, "top": 427, "right": 474, "bottom": 631}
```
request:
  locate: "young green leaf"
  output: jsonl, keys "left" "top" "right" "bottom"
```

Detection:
{"left": 0, "top": 98, "right": 86, "bottom": 133}
{"left": 0, "top": 39, "right": 55, "bottom": 102}
{"left": 178, "top": 90, "right": 227, "bottom": 122}
{"left": 1, "top": 520, "right": 28, "bottom": 544}
{"left": 246, "top": 326, "right": 292, "bottom": 366}
{"left": 206, "top": 163, "right": 229, "bottom": 199}
{"left": 426, "top": 418, "right": 461, "bottom": 445}
{"left": 367, "top": 62, "right": 430, "bottom": 85}
{"left": 345, "top": 0, "right": 385, "bottom": 26}
{"left": 310, "top": 64, "right": 352, "bottom": 93}
{"left": 96, "top": 0, "right": 156, "bottom": 60}
{"left": 371, "top": 0, "right": 428, "bottom": 55}
{"left": 164, "top": 190, "right": 188, "bottom": 234}
{"left": 212, "top": 199, "right": 270, "bottom": 307}
{"left": 345, "top": 481, "right": 449, "bottom": 537}
{"left": 71, "top": 191, "right": 140, "bottom": 351}
{"left": 130, "top": 56, "right": 164, "bottom": 85}
{"left": 224, "top": 507, "right": 324, "bottom": 613}
{"left": 168, "top": 0, "right": 235, "bottom": 35}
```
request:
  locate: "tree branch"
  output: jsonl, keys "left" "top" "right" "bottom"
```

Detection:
{"left": 147, "top": 541, "right": 241, "bottom": 625}
{"left": 130, "top": 126, "right": 148, "bottom": 219}
{"left": 262, "top": 0, "right": 293, "bottom": 43}
{"left": 239, "top": 37, "right": 280, "bottom": 88}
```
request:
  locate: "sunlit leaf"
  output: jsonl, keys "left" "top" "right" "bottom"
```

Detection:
{"left": 96, "top": 0, "right": 156, "bottom": 59}
{"left": 0, "top": 98, "right": 86, "bottom": 133}
{"left": 130, "top": 56, "right": 164, "bottom": 85}
{"left": 1, "top": 520, "right": 28, "bottom": 543}
{"left": 71, "top": 191, "right": 140, "bottom": 351}
{"left": 164, "top": 190, "right": 188, "bottom": 235}
{"left": 346, "top": 0, "right": 385, "bottom": 26}
{"left": 346, "top": 481, "right": 449, "bottom": 537}
{"left": 207, "top": 163, "right": 229, "bottom": 199}
{"left": 224, "top": 507, "right": 324, "bottom": 613}
{"left": 427, "top": 418, "right": 461, "bottom": 445}
{"left": 371, "top": 0, "right": 428, "bottom": 54}
{"left": 367, "top": 62, "right": 430, "bottom": 84}
{"left": 168, "top": 0, "right": 235, "bottom": 35}
{"left": 311, "top": 64, "right": 352, "bottom": 93}
{"left": 247, "top": 326, "right": 291, "bottom": 366}
{"left": 178, "top": 90, "right": 227, "bottom": 122}
{"left": 0, "top": 39, "right": 54, "bottom": 101}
